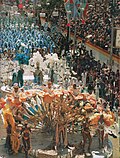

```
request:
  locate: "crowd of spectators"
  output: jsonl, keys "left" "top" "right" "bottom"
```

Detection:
{"left": 57, "top": 0, "right": 120, "bottom": 57}
{"left": 69, "top": 41, "right": 119, "bottom": 112}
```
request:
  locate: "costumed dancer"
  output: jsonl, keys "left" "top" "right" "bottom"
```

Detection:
{"left": 95, "top": 82, "right": 100, "bottom": 101}
{"left": 17, "top": 66, "right": 24, "bottom": 87}
{"left": 43, "top": 80, "right": 54, "bottom": 94}
{"left": 12, "top": 83, "right": 21, "bottom": 112}
{"left": 12, "top": 71, "right": 18, "bottom": 86}
{"left": 12, "top": 83, "right": 21, "bottom": 96}
{"left": 11, "top": 129, "right": 20, "bottom": 154}
{"left": 21, "top": 122, "right": 31, "bottom": 158}
{"left": 97, "top": 114, "right": 105, "bottom": 148}
{"left": 81, "top": 117, "right": 92, "bottom": 152}
{"left": 33, "top": 62, "right": 43, "bottom": 85}
{"left": 5, "top": 120, "right": 13, "bottom": 154}
{"left": 69, "top": 84, "right": 80, "bottom": 97}
{"left": 55, "top": 95, "right": 68, "bottom": 150}
{"left": 55, "top": 111, "right": 67, "bottom": 149}
{"left": 50, "top": 66, "right": 54, "bottom": 83}
{"left": 3, "top": 104, "right": 20, "bottom": 154}
{"left": 81, "top": 70, "right": 87, "bottom": 87}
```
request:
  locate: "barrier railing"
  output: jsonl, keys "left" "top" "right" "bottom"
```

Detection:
{"left": 64, "top": 30, "right": 120, "bottom": 64}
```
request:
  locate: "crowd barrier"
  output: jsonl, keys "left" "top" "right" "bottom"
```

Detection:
{"left": 64, "top": 30, "right": 120, "bottom": 65}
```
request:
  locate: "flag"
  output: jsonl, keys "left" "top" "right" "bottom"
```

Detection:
{"left": 73, "top": 0, "right": 81, "bottom": 18}
{"left": 81, "top": 18, "right": 85, "bottom": 24}
{"left": 16, "top": 0, "right": 26, "bottom": 8}
{"left": 83, "top": 1, "right": 89, "bottom": 18}
{"left": 16, "top": 0, "right": 19, "bottom": 5}
{"left": 64, "top": 0, "right": 74, "bottom": 21}
{"left": 18, "top": 3, "right": 23, "bottom": 9}
{"left": 77, "top": 0, "right": 88, "bottom": 17}
{"left": 64, "top": 0, "right": 88, "bottom": 19}
{"left": 82, "top": 1, "right": 89, "bottom": 23}
{"left": 16, "top": 0, "right": 23, "bottom": 8}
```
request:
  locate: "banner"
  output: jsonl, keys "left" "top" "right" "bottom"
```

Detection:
{"left": 83, "top": 2, "right": 89, "bottom": 19}
{"left": 64, "top": 0, "right": 74, "bottom": 21}
{"left": 115, "top": 29, "right": 120, "bottom": 48}
{"left": 77, "top": 0, "right": 88, "bottom": 18}
{"left": 16, "top": 0, "right": 28, "bottom": 6}
{"left": 64, "top": 0, "right": 88, "bottom": 19}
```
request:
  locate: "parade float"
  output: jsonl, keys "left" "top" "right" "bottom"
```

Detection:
{"left": 0, "top": 80, "right": 115, "bottom": 158}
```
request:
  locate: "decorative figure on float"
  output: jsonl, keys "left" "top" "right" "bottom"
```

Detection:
{"left": 33, "top": 62, "right": 43, "bottom": 85}
{"left": 17, "top": 66, "right": 24, "bottom": 87}
{"left": 81, "top": 117, "right": 92, "bottom": 152}
{"left": 97, "top": 114, "right": 105, "bottom": 148}
{"left": 5, "top": 120, "right": 12, "bottom": 154}
{"left": 21, "top": 122, "right": 31, "bottom": 158}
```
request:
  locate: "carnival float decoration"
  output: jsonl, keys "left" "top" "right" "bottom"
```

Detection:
{"left": 0, "top": 83, "right": 115, "bottom": 153}
{"left": 29, "top": 51, "right": 71, "bottom": 85}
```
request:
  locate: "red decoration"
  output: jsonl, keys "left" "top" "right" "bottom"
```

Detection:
{"left": 81, "top": 19, "right": 85, "bottom": 24}
{"left": 67, "top": 23, "right": 70, "bottom": 27}
{"left": 18, "top": 3, "right": 23, "bottom": 9}
{"left": 70, "top": 0, "right": 74, "bottom": 4}
{"left": 0, "top": 98, "right": 6, "bottom": 109}
{"left": 64, "top": 0, "right": 68, "bottom": 3}
{"left": 83, "top": 3, "right": 89, "bottom": 18}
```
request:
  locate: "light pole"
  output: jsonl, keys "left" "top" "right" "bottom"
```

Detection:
{"left": 66, "top": 10, "right": 71, "bottom": 42}
{"left": 109, "top": 0, "right": 117, "bottom": 70}
{"left": 52, "top": 9, "right": 59, "bottom": 25}
{"left": 110, "top": 15, "right": 114, "bottom": 70}
{"left": 65, "top": 10, "right": 71, "bottom": 56}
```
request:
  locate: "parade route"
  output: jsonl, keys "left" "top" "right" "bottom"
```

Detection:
{"left": 0, "top": 1, "right": 120, "bottom": 158}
